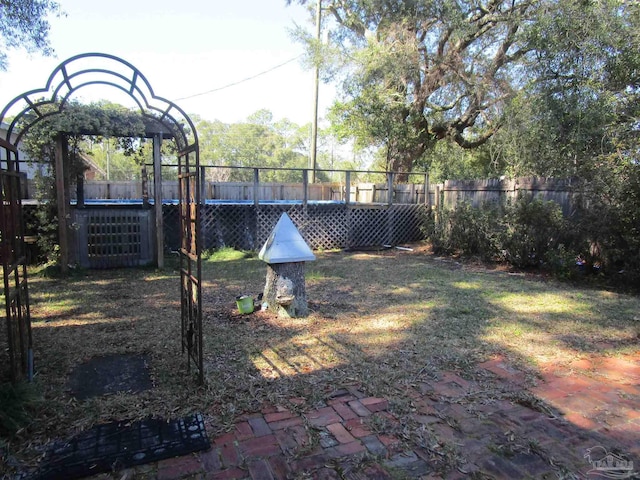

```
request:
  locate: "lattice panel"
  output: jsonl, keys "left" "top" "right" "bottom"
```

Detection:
{"left": 163, "top": 205, "right": 180, "bottom": 251}
{"left": 164, "top": 203, "right": 430, "bottom": 252}
{"left": 1, "top": 168, "right": 31, "bottom": 382}
{"left": 347, "top": 207, "right": 390, "bottom": 247}
{"left": 201, "top": 205, "right": 257, "bottom": 250}
{"left": 75, "top": 209, "right": 153, "bottom": 268}
{"left": 256, "top": 205, "right": 303, "bottom": 249}
{"left": 386, "top": 205, "right": 430, "bottom": 245}
{"left": 305, "top": 204, "right": 349, "bottom": 250}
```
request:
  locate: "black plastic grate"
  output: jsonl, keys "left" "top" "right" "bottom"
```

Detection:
{"left": 34, "top": 413, "right": 210, "bottom": 480}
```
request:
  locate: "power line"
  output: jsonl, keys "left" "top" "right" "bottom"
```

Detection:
{"left": 173, "top": 55, "right": 303, "bottom": 102}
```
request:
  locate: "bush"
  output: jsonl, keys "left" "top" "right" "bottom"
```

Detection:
{"left": 429, "top": 194, "right": 580, "bottom": 273}
{"left": 500, "top": 194, "right": 569, "bottom": 268}
{"left": 430, "top": 200, "right": 501, "bottom": 261}
{"left": 573, "top": 163, "right": 640, "bottom": 284}
{"left": 0, "top": 381, "right": 41, "bottom": 436}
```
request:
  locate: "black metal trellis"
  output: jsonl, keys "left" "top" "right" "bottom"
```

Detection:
{"left": 0, "top": 53, "right": 203, "bottom": 384}
{"left": 178, "top": 148, "right": 203, "bottom": 386}
{"left": 0, "top": 138, "right": 32, "bottom": 382}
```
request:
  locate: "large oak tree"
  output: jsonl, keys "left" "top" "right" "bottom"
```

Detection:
{"left": 290, "top": 0, "right": 636, "bottom": 174}
{"left": 0, "top": 0, "right": 62, "bottom": 71}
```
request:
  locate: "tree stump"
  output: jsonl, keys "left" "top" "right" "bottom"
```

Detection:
{"left": 262, "top": 261, "right": 308, "bottom": 318}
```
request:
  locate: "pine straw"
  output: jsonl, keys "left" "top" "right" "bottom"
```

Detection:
{"left": 2, "top": 247, "right": 639, "bottom": 474}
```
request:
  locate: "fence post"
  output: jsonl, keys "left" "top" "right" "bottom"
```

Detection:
{"left": 424, "top": 174, "right": 430, "bottom": 207}
{"left": 387, "top": 172, "right": 394, "bottom": 206}
{"left": 345, "top": 171, "right": 351, "bottom": 205}
{"left": 200, "top": 166, "right": 206, "bottom": 203}
{"left": 142, "top": 164, "right": 149, "bottom": 208}
{"left": 435, "top": 184, "right": 441, "bottom": 224}
{"left": 303, "top": 169, "right": 308, "bottom": 206}
{"left": 153, "top": 133, "right": 164, "bottom": 268}
{"left": 253, "top": 168, "right": 260, "bottom": 207}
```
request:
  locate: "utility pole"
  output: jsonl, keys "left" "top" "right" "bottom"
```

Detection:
{"left": 309, "top": 0, "right": 321, "bottom": 183}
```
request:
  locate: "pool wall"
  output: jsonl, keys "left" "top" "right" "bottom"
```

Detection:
{"left": 23, "top": 202, "right": 430, "bottom": 267}
{"left": 163, "top": 202, "right": 430, "bottom": 252}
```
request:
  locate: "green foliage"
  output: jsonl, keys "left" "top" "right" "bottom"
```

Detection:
{"left": 418, "top": 140, "right": 497, "bottom": 183}
{"left": 203, "top": 247, "right": 254, "bottom": 262}
{"left": 290, "top": 0, "right": 640, "bottom": 175}
{"left": 0, "top": 381, "right": 41, "bottom": 436}
{"left": 431, "top": 201, "right": 501, "bottom": 261}
{"left": 0, "top": 0, "right": 62, "bottom": 71}
{"left": 430, "top": 195, "right": 577, "bottom": 272}
{"left": 193, "top": 109, "right": 351, "bottom": 183}
{"left": 20, "top": 101, "right": 152, "bottom": 263}
{"left": 500, "top": 195, "right": 568, "bottom": 269}
{"left": 573, "top": 163, "right": 640, "bottom": 283}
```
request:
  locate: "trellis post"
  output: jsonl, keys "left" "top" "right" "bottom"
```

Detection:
{"left": 54, "top": 135, "right": 69, "bottom": 274}
{"left": 387, "top": 172, "right": 394, "bottom": 206}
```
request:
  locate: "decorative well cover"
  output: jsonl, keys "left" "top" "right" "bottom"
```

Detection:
{"left": 259, "top": 213, "right": 316, "bottom": 264}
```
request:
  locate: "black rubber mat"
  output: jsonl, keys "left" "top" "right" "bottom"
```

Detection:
{"left": 34, "top": 413, "right": 210, "bottom": 480}
{"left": 67, "top": 353, "right": 153, "bottom": 400}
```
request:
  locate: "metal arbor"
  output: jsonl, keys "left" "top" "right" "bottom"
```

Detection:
{"left": 0, "top": 53, "right": 204, "bottom": 384}
{"left": 0, "top": 135, "right": 32, "bottom": 382}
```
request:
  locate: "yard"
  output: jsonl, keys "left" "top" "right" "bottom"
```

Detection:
{"left": 3, "top": 245, "right": 640, "bottom": 478}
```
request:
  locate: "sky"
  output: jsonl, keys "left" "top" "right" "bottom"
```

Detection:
{"left": 0, "top": 0, "right": 335, "bottom": 126}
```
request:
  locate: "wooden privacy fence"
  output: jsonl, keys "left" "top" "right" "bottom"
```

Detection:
{"left": 25, "top": 167, "right": 434, "bottom": 206}
{"left": 434, "top": 177, "right": 576, "bottom": 216}
{"left": 27, "top": 176, "right": 574, "bottom": 214}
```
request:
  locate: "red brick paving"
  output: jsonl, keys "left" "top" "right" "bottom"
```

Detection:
{"left": 86, "top": 352, "right": 639, "bottom": 479}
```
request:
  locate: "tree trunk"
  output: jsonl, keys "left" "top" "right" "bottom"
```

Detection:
{"left": 262, "top": 262, "right": 309, "bottom": 318}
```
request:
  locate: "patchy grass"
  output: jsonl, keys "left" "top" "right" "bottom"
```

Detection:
{"left": 2, "top": 247, "right": 640, "bottom": 473}
{"left": 203, "top": 246, "right": 254, "bottom": 262}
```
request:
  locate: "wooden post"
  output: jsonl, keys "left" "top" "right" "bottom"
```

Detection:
{"left": 76, "top": 173, "right": 84, "bottom": 208}
{"left": 435, "top": 184, "right": 441, "bottom": 224}
{"left": 153, "top": 134, "right": 164, "bottom": 268}
{"left": 200, "top": 165, "right": 206, "bottom": 203}
{"left": 387, "top": 172, "right": 394, "bottom": 206}
{"left": 141, "top": 164, "right": 149, "bottom": 208}
{"left": 55, "top": 136, "right": 69, "bottom": 274}
{"left": 253, "top": 168, "right": 260, "bottom": 207}
{"left": 345, "top": 171, "right": 351, "bottom": 205}
{"left": 302, "top": 169, "right": 308, "bottom": 206}
{"left": 424, "top": 174, "right": 430, "bottom": 207}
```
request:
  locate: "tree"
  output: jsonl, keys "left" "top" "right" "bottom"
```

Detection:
{"left": 194, "top": 110, "right": 311, "bottom": 182}
{"left": 0, "top": 0, "right": 62, "bottom": 71}
{"left": 483, "top": 0, "right": 640, "bottom": 178}
{"left": 290, "top": 0, "right": 638, "bottom": 174}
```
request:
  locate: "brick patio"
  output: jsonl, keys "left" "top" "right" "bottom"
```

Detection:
{"left": 90, "top": 352, "right": 639, "bottom": 479}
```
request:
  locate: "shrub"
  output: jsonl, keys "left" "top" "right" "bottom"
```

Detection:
{"left": 0, "top": 381, "right": 41, "bottom": 436}
{"left": 500, "top": 194, "right": 569, "bottom": 268}
{"left": 430, "top": 200, "right": 501, "bottom": 261}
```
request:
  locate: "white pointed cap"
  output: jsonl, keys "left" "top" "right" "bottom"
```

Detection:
{"left": 258, "top": 213, "right": 316, "bottom": 264}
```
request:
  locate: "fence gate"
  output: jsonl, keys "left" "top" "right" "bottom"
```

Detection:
{"left": 0, "top": 139, "right": 32, "bottom": 382}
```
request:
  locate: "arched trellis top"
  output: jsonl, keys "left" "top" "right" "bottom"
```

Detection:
{"left": 0, "top": 52, "right": 198, "bottom": 155}
{"left": 0, "top": 52, "right": 204, "bottom": 384}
